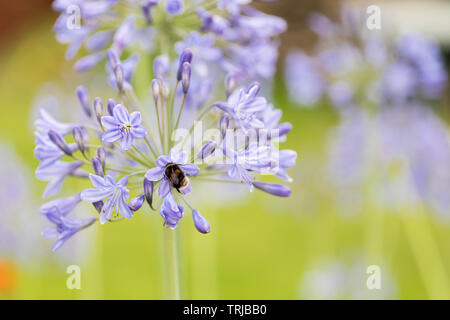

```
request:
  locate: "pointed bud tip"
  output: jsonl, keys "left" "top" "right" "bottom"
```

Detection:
{"left": 192, "top": 210, "right": 210, "bottom": 234}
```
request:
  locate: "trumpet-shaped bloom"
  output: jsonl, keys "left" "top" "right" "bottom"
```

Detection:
{"left": 145, "top": 149, "right": 199, "bottom": 198}
{"left": 81, "top": 174, "right": 133, "bottom": 223}
{"left": 101, "top": 104, "right": 147, "bottom": 150}
{"left": 42, "top": 206, "right": 96, "bottom": 251}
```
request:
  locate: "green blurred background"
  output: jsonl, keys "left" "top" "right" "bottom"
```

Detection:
{"left": 0, "top": 0, "right": 449, "bottom": 299}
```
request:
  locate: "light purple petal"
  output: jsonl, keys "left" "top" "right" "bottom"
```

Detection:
{"left": 132, "top": 125, "right": 147, "bottom": 139}
{"left": 129, "top": 112, "right": 142, "bottom": 126}
{"left": 101, "top": 115, "right": 119, "bottom": 130}
{"left": 120, "top": 131, "right": 134, "bottom": 150}
{"left": 89, "top": 174, "right": 109, "bottom": 188}
{"left": 43, "top": 176, "right": 65, "bottom": 198}
{"left": 80, "top": 188, "right": 114, "bottom": 202}
{"left": 156, "top": 155, "right": 171, "bottom": 167}
{"left": 158, "top": 178, "right": 171, "bottom": 198}
{"left": 145, "top": 167, "right": 164, "bottom": 181}
{"left": 113, "top": 104, "right": 130, "bottom": 123}
{"left": 117, "top": 197, "right": 133, "bottom": 219}
{"left": 179, "top": 181, "right": 192, "bottom": 194}
{"left": 42, "top": 227, "right": 59, "bottom": 239}
{"left": 180, "top": 164, "right": 199, "bottom": 176}
{"left": 118, "top": 175, "right": 129, "bottom": 187}
{"left": 102, "top": 129, "right": 122, "bottom": 143}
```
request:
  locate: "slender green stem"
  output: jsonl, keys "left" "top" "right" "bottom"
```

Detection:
{"left": 163, "top": 228, "right": 181, "bottom": 300}
{"left": 173, "top": 94, "right": 187, "bottom": 136}
{"left": 167, "top": 81, "right": 180, "bottom": 148}
{"left": 153, "top": 96, "right": 164, "bottom": 151}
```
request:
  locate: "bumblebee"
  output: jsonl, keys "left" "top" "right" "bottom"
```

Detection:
{"left": 164, "top": 163, "right": 189, "bottom": 192}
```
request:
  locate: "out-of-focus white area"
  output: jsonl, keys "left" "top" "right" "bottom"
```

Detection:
{"left": 378, "top": 0, "right": 450, "bottom": 45}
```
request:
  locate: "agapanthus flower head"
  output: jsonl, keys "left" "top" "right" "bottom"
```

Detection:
{"left": 34, "top": 49, "right": 296, "bottom": 250}
{"left": 285, "top": 5, "right": 449, "bottom": 220}
{"left": 285, "top": 5, "right": 447, "bottom": 110}
{"left": 52, "top": 0, "right": 285, "bottom": 88}
{"left": 101, "top": 103, "right": 147, "bottom": 150}
{"left": 42, "top": 206, "right": 96, "bottom": 251}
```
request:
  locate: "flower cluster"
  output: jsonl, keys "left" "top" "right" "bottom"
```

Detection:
{"left": 34, "top": 48, "right": 296, "bottom": 250}
{"left": 284, "top": 5, "right": 447, "bottom": 109}
{"left": 53, "top": 0, "right": 286, "bottom": 83}
{"left": 283, "top": 5, "right": 449, "bottom": 217}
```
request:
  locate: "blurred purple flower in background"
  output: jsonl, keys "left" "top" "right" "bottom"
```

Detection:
{"left": 51, "top": 0, "right": 285, "bottom": 90}
{"left": 285, "top": 4, "right": 449, "bottom": 218}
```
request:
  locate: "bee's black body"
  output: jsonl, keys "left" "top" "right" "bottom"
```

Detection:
{"left": 164, "top": 163, "right": 189, "bottom": 192}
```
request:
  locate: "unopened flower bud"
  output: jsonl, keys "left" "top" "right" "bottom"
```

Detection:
{"left": 92, "top": 157, "right": 104, "bottom": 176}
{"left": 153, "top": 54, "right": 170, "bottom": 78}
{"left": 143, "top": 178, "right": 154, "bottom": 208}
{"left": 247, "top": 82, "right": 260, "bottom": 96}
{"left": 192, "top": 210, "right": 210, "bottom": 234}
{"left": 72, "top": 127, "right": 86, "bottom": 154}
{"left": 220, "top": 114, "right": 230, "bottom": 137}
{"left": 276, "top": 122, "right": 293, "bottom": 137}
{"left": 198, "top": 140, "right": 216, "bottom": 160}
{"left": 114, "top": 64, "right": 124, "bottom": 91}
{"left": 225, "top": 73, "right": 236, "bottom": 97}
{"left": 93, "top": 97, "right": 104, "bottom": 123}
{"left": 76, "top": 85, "right": 92, "bottom": 117}
{"left": 93, "top": 201, "right": 104, "bottom": 213}
{"left": 151, "top": 79, "right": 160, "bottom": 102}
{"left": 181, "top": 62, "right": 191, "bottom": 94}
{"left": 48, "top": 130, "right": 72, "bottom": 156}
{"left": 177, "top": 48, "right": 193, "bottom": 81}
{"left": 128, "top": 195, "right": 145, "bottom": 211}
{"left": 141, "top": 0, "right": 158, "bottom": 24}
{"left": 97, "top": 147, "right": 106, "bottom": 168}
{"left": 107, "top": 99, "right": 116, "bottom": 116}
{"left": 74, "top": 52, "right": 105, "bottom": 73}
{"left": 106, "top": 49, "right": 119, "bottom": 69}
{"left": 161, "top": 81, "right": 169, "bottom": 100}
{"left": 252, "top": 181, "right": 291, "bottom": 197}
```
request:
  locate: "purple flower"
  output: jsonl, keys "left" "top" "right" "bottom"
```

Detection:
{"left": 153, "top": 54, "right": 170, "bottom": 79}
{"left": 145, "top": 149, "right": 199, "bottom": 198}
{"left": 192, "top": 209, "right": 210, "bottom": 233}
{"left": 74, "top": 52, "right": 105, "bottom": 72}
{"left": 252, "top": 181, "right": 291, "bottom": 197}
{"left": 141, "top": 0, "right": 159, "bottom": 23}
{"left": 397, "top": 34, "right": 447, "bottom": 99}
{"left": 34, "top": 132, "right": 77, "bottom": 169}
{"left": 129, "top": 194, "right": 145, "bottom": 211}
{"left": 160, "top": 193, "right": 184, "bottom": 229}
{"left": 101, "top": 104, "right": 147, "bottom": 150}
{"left": 112, "top": 17, "right": 136, "bottom": 54}
{"left": 284, "top": 51, "right": 324, "bottom": 106}
{"left": 106, "top": 50, "right": 139, "bottom": 91}
{"left": 380, "top": 62, "right": 417, "bottom": 105}
{"left": 34, "top": 109, "right": 76, "bottom": 135}
{"left": 175, "top": 32, "right": 222, "bottom": 63}
{"left": 307, "top": 12, "right": 336, "bottom": 38}
{"left": 166, "top": 0, "right": 184, "bottom": 15}
{"left": 36, "top": 160, "right": 84, "bottom": 198}
{"left": 224, "top": 142, "right": 274, "bottom": 190}
{"left": 274, "top": 150, "right": 297, "bottom": 182}
{"left": 218, "top": 0, "right": 250, "bottom": 16}
{"left": 80, "top": 174, "right": 133, "bottom": 224}
{"left": 42, "top": 206, "right": 96, "bottom": 251}
{"left": 216, "top": 82, "right": 268, "bottom": 132}
{"left": 327, "top": 81, "right": 354, "bottom": 108}
{"left": 228, "top": 42, "right": 279, "bottom": 79}
{"left": 40, "top": 193, "right": 82, "bottom": 217}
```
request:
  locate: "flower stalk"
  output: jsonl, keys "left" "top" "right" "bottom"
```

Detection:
{"left": 164, "top": 228, "right": 181, "bottom": 300}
